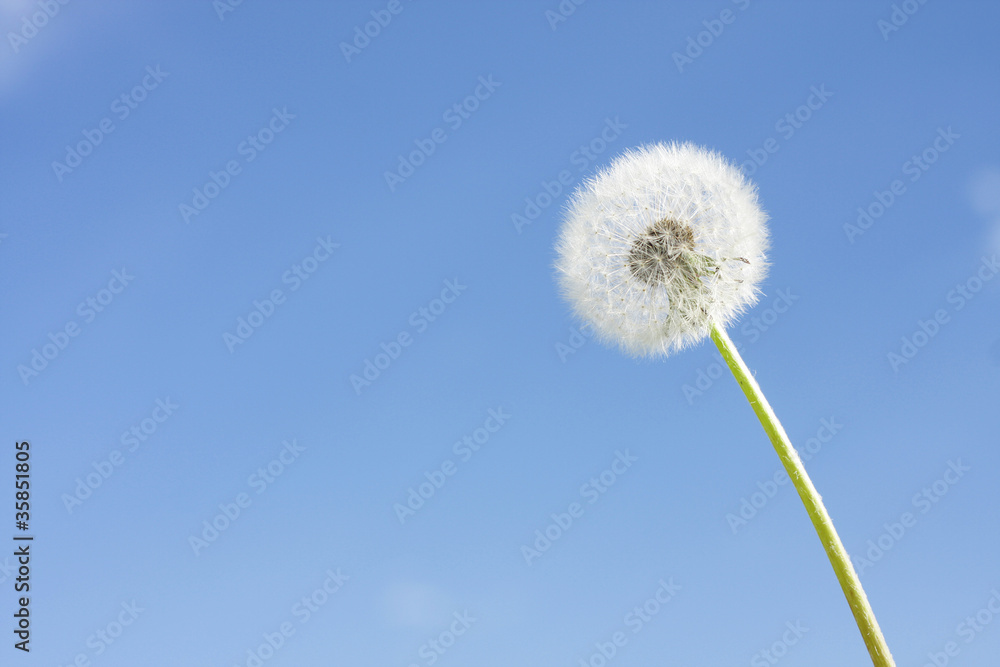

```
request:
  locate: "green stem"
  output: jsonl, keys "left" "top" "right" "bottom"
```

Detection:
{"left": 710, "top": 323, "right": 895, "bottom": 667}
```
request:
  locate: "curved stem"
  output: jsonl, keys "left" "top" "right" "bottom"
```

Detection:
{"left": 710, "top": 323, "right": 895, "bottom": 667}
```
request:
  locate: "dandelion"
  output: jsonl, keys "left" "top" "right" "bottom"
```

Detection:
{"left": 555, "top": 142, "right": 768, "bottom": 357}
{"left": 554, "top": 142, "right": 896, "bottom": 667}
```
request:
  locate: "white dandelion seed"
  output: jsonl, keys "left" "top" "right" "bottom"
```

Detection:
{"left": 552, "top": 142, "right": 897, "bottom": 667}
{"left": 555, "top": 142, "right": 769, "bottom": 357}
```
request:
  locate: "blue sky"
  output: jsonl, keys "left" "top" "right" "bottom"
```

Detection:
{"left": 2, "top": 1, "right": 999, "bottom": 665}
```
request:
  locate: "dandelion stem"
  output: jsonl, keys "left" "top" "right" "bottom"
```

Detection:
{"left": 709, "top": 323, "right": 896, "bottom": 667}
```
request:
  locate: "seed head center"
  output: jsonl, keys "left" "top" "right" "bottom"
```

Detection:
{"left": 627, "top": 218, "right": 705, "bottom": 286}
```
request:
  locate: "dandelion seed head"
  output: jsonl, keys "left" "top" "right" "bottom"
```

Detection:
{"left": 554, "top": 142, "right": 770, "bottom": 357}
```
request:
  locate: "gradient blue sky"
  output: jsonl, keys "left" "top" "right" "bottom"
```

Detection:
{"left": 2, "top": 1, "right": 999, "bottom": 666}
